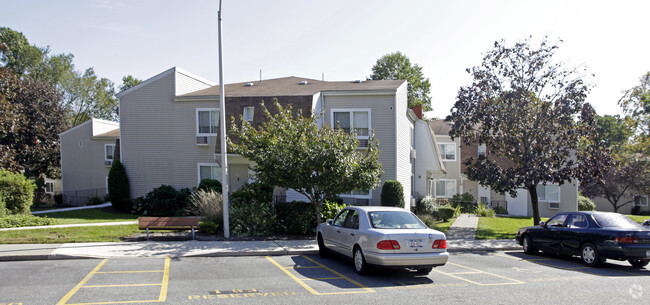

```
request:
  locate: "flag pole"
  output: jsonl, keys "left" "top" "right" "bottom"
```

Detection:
{"left": 218, "top": 0, "right": 230, "bottom": 238}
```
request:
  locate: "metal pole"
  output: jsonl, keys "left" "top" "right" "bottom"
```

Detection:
{"left": 218, "top": 0, "right": 230, "bottom": 238}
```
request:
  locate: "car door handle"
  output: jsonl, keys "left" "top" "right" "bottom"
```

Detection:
{"left": 350, "top": 233, "right": 355, "bottom": 236}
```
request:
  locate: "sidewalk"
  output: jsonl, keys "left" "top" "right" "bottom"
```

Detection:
{"left": 0, "top": 213, "right": 520, "bottom": 261}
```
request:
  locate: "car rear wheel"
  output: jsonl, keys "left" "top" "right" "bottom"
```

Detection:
{"left": 580, "top": 243, "right": 600, "bottom": 267}
{"left": 416, "top": 267, "right": 433, "bottom": 275}
{"left": 628, "top": 259, "right": 649, "bottom": 268}
{"left": 353, "top": 246, "right": 370, "bottom": 276}
{"left": 522, "top": 235, "right": 537, "bottom": 255}
{"left": 317, "top": 234, "right": 329, "bottom": 259}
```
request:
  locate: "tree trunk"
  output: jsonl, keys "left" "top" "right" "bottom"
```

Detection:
{"left": 313, "top": 200, "right": 322, "bottom": 225}
{"left": 527, "top": 185, "right": 541, "bottom": 225}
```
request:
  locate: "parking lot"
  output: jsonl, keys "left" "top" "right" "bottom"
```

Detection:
{"left": 0, "top": 251, "right": 648, "bottom": 305}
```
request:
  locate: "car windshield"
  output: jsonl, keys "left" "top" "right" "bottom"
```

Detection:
{"left": 369, "top": 211, "right": 427, "bottom": 229}
{"left": 592, "top": 213, "right": 643, "bottom": 229}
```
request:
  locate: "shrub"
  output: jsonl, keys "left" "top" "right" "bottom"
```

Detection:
{"left": 321, "top": 200, "right": 346, "bottom": 221}
{"left": 108, "top": 160, "right": 131, "bottom": 212}
{"left": 0, "top": 214, "right": 56, "bottom": 228}
{"left": 477, "top": 203, "right": 495, "bottom": 217}
{"left": 381, "top": 180, "right": 405, "bottom": 208}
{"left": 199, "top": 220, "right": 220, "bottom": 235}
{"left": 187, "top": 189, "right": 223, "bottom": 227}
{"left": 631, "top": 205, "right": 641, "bottom": 215}
{"left": 438, "top": 206, "right": 456, "bottom": 222}
{"left": 198, "top": 179, "right": 222, "bottom": 194}
{"left": 0, "top": 170, "right": 36, "bottom": 215}
{"left": 414, "top": 196, "right": 436, "bottom": 215}
{"left": 493, "top": 205, "right": 508, "bottom": 215}
{"left": 230, "top": 182, "right": 275, "bottom": 236}
{"left": 0, "top": 191, "right": 5, "bottom": 218}
{"left": 275, "top": 201, "right": 317, "bottom": 235}
{"left": 133, "top": 185, "right": 191, "bottom": 216}
{"left": 86, "top": 196, "right": 105, "bottom": 205}
{"left": 416, "top": 213, "right": 436, "bottom": 228}
{"left": 578, "top": 194, "right": 596, "bottom": 211}
{"left": 451, "top": 192, "right": 476, "bottom": 213}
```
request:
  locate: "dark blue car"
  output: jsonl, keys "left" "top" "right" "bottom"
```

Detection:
{"left": 515, "top": 211, "right": 650, "bottom": 268}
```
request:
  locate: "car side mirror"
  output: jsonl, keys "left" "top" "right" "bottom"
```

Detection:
{"left": 326, "top": 220, "right": 333, "bottom": 225}
{"left": 539, "top": 221, "right": 546, "bottom": 228}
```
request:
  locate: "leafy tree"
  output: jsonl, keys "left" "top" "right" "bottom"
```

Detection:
{"left": 368, "top": 51, "right": 432, "bottom": 111}
{"left": 0, "top": 68, "right": 68, "bottom": 178}
{"left": 229, "top": 100, "right": 383, "bottom": 224}
{"left": 119, "top": 75, "right": 143, "bottom": 92}
{"left": 594, "top": 114, "right": 633, "bottom": 152}
{"left": 108, "top": 159, "right": 131, "bottom": 212}
{"left": 447, "top": 37, "right": 609, "bottom": 225}
{"left": 618, "top": 72, "right": 650, "bottom": 154}
{"left": 62, "top": 68, "right": 118, "bottom": 126}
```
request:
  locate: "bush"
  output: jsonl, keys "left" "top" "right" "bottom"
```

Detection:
{"left": 416, "top": 213, "right": 436, "bottom": 228}
{"left": 0, "top": 191, "right": 5, "bottom": 218}
{"left": 321, "top": 200, "right": 346, "bottom": 221}
{"left": 132, "top": 185, "right": 191, "bottom": 216}
{"left": 381, "top": 180, "right": 405, "bottom": 208}
{"left": 578, "top": 194, "right": 596, "bottom": 211}
{"left": 54, "top": 194, "right": 63, "bottom": 205}
{"left": 187, "top": 189, "right": 223, "bottom": 227}
{"left": 493, "top": 205, "right": 508, "bottom": 215}
{"left": 275, "top": 201, "right": 317, "bottom": 235}
{"left": 230, "top": 182, "right": 275, "bottom": 236}
{"left": 477, "top": 203, "right": 495, "bottom": 217}
{"left": 631, "top": 205, "right": 641, "bottom": 215}
{"left": 198, "top": 179, "right": 222, "bottom": 193}
{"left": 86, "top": 196, "right": 105, "bottom": 205}
{"left": 199, "top": 220, "right": 220, "bottom": 235}
{"left": 0, "top": 170, "right": 36, "bottom": 215}
{"left": 0, "top": 214, "right": 56, "bottom": 228}
{"left": 438, "top": 206, "right": 456, "bottom": 222}
{"left": 414, "top": 196, "right": 436, "bottom": 215}
{"left": 451, "top": 192, "right": 476, "bottom": 213}
{"left": 108, "top": 160, "right": 131, "bottom": 212}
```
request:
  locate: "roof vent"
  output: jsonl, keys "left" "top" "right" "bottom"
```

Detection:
{"left": 353, "top": 80, "right": 362, "bottom": 83}
{"left": 299, "top": 81, "right": 308, "bottom": 85}
{"left": 246, "top": 83, "right": 254, "bottom": 87}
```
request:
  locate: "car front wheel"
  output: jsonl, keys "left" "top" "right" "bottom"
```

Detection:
{"left": 522, "top": 235, "right": 537, "bottom": 255}
{"left": 353, "top": 247, "right": 370, "bottom": 275}
{"left": 628, "top": 259, "right": 649, "bottom": 268}
{"left": 317, "top": 234, "right": 329, "bottom": 259}
{"left": 580, "top": 243, "right": 600, "bottom": 267}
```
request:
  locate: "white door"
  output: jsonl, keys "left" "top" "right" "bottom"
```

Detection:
{"left": 507, "top": 189, "right": 529, "bottom": 216}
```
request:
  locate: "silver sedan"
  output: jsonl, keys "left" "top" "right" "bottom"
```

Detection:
{"left": 316, "top": 206, "right": 449, "bottom": 275}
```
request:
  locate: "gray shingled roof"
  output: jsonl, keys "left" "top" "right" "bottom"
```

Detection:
{"left": 180, "top": 76, "right": 406, "bottom": 97}
{"left": 429, "top": 120, "right": 453, "bottom": 135}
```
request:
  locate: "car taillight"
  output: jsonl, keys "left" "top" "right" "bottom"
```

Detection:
{"left": 377, "top": 240, "right": 401, "bottom": 250}
{"left": 615, "top": 236, "right": 638, "bottom": 244}
{"left": 432, "top": 239, "right": 447, "bottom": 249}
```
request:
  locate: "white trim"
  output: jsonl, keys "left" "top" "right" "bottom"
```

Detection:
{"left": 116, "top": 67, "right": 216, "bottom": 98}
{"left": 321, "top": 90, "right": 397, "bottom": 97}
{"left": 104, "top": 144, "right": 115, "bottom": 163}
{"left": 196, "top": 108, "right": 220, "bottom": 136}
{"left": 197, "top": 163, "right": 222, "bottom": 184}
{"left": 438, "top": 142, "right": 457, "bottom": 161}
{"left": 634, "top": 195, "right": 649, "bottom": 207}
{"left": 548, "top": 202, "right": 560, "bottom": 209}
{"left": 330, "top": 108, "right": 372, "bottom": 147}
{"left": 44, "top": 181, "right": 54, "bottom": 194}
{"left": 536, "top": 183, "right": 560, "bottom": 203}
{"left": 243, "top": 106, "right": 255, "bottom": 122}
{"left": 339, "top": 190, "right": 372, "bottom": 200}
{"left": 434, "top": 179, "right": 457, "bottom": 198}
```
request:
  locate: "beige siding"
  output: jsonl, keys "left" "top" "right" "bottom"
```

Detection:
{"left": 322, "top": 93, "right": 396, "bottom": 205}
{"left": 119, "top": 70, "right": 219, "bottom": 198}
{"left": 393, "top": 83, "right": 412, "bottom": 209}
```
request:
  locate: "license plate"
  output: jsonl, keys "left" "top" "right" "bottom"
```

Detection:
{"left": 408, "top": 239, "right": 423, "bottom": 248}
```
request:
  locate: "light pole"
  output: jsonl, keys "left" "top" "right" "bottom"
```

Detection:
{"left": 218, "top": 0, "right": 230, "bottom": 238}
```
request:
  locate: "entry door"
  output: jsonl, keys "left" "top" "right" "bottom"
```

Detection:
{"left": 506, "top": 189, "right": 528, "bottom": 216}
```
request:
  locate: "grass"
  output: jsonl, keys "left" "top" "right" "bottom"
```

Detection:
{"left": 431, "top": 217, "right": 455, "bottom": 233}
{"left": 476, "top": 216, "right": 548, "bottom": 240}
{"left": 627, "top": 215, "right": 650, "bottom": 223}
{"left": 38, "top": 208, "right": 138, "bottom": 224}
{"left": 0, "top": 224, "right": 140, "bottom": 244}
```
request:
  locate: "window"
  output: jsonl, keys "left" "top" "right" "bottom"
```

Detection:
{"left": 243, "top": 107, "right": 254, "bottom": 123}
{"left": 333, "top": 209, "right": 350, "bottom": 227}
{"left": 537, "top": 184, "right": 560, "bottom": 203}
{"left": 197, "top": 163, "right": 222, "bottom": 183}
{"left": 45, "top": 181, "right": 54, "bottom": 194}
{"left": 546, "top": 214, "right": 567, "bottom": 227}
{"left": 197, "top": 108, "right": 219, "bottom": 135}
{"left": 332, "top": 109, "right": 370, "bottom": 147}
{"left": 438, "top": 143, "right": 456, "bottom": 161}
{"left": 340, "top": 189, "right": 371, "bottom": 199}
{"left": 634, "top": 195, "right": 648, "bottom": 207}
{"left": 105, "top": 144, "right": 115, "bottom": 161}
{"left": 478, "top": 144, "right": 486, "bottom": 157}
{"left": 567, "top": 214, "right": 588, "bottom": 228}
{"left": 435, "top": 179, "right": 456, "bottom": 198}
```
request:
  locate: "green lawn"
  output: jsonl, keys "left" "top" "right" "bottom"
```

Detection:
{"left": 0, "top": 224, "right": 140, "bottom": 244}
{"left": 627, "top": 215, "right": 650, "bottom": 223}
{"left": 476, "top": 216, "right": 548, "bottom": 240}
{"left": 431, "top": 217, "right": 455, "bottom": 233}
{"left": 38, "top": 208, "right": 139, "bottom": 224}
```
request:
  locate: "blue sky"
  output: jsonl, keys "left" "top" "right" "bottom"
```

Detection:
{"left": 4, "top": 0, "right": 649, "bottom": 117}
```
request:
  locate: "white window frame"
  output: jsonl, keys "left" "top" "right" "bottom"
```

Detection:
{"left": 104, "top": 144, "right": 115, "bottom": 162}
{"left": 434, "top": 179, "right": 457, "bottom": 198}
{"left": 44, "top": 181, "right": 54, "bottom": 194}
{"left": 339, "top": 189, "right": 372, "bottom": 200}
{"left": 197, "top": 163, "right": 222, "bottom": 184}
{"left": 438, "top": 142, "right": 457, "bottom": 161}
{"left": 478, "top": 144, "right": 486, "bottom": 157}
{"left": 537, "top": 184, "right": 560, "bottom": 203}
{"left": 634, "top": 195, "right": 649, "bottom": 207}
{"left": 196, "top": 108, "right": 220, "bottom": 136}
{"left": 330, "top": 108, "right": 371, "bottom": 148}
{"left": 243, "top": 106, "right": 254, "bottom": 123}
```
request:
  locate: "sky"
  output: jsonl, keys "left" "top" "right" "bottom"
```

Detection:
{"left": 4, "top": 0, "right": 649, "bottom": 118}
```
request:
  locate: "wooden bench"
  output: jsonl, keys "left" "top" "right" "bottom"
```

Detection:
{"left": 138, "top": 217, "right": 200, "bottom": 240}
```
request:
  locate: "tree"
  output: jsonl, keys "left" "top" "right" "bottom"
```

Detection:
{"left": 594, "top": 114, "right": 633, "bottom": 152}
{"left": 62, "top": 68, "right": 118, "bottom": 126}
{"left": 446, "top": 37, "right": 609, "bottom": 225}
{"left": 229, "top": 100, "right": 383, "bottom": 224}
{"left": 108, "top": 159, "right": 131, "bottom": 212}
{"left": 618, "top": 72, "right": 650, "bottom": 154}
{"left": 368, "top": 51, "right": 432, "bottom": 111}
{"left": 119, "top": 75, "right": 143, "bottom": 92}
{"left": 0, "top": 68, "right": 68, "bottom": 178}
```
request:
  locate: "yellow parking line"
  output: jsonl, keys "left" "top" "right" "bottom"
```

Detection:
{"left": 95, "top": 270, "right": 163, "bottom": 274}
{"left": 266, "top": 256, "right": 320, "bottom": 295}
{"left": 434, "top": 262, "right": 525, "bottom": 286}
{"left": 291, "top": 266, "right": 323, "bottom": 269}
{"left": 302, "top": 277, "right": 344, "bottom": 281}
{"left": 158, "top": 257, "right": 171, "bottom": 302}
{"left": 84, "top": 284, "right": 162, "bottom": 288}
{"left": 57, "top": 259, "right": 108, "bottom": 305}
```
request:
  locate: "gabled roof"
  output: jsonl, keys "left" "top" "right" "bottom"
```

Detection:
{"left": 93, "top": 128, "right": 120, "bottom": 139}
{"left": 428, "top": 120, "right": 453, "bottom": 136}
{"left": 179, "top": 76, "right": 406, "bottom": 98}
